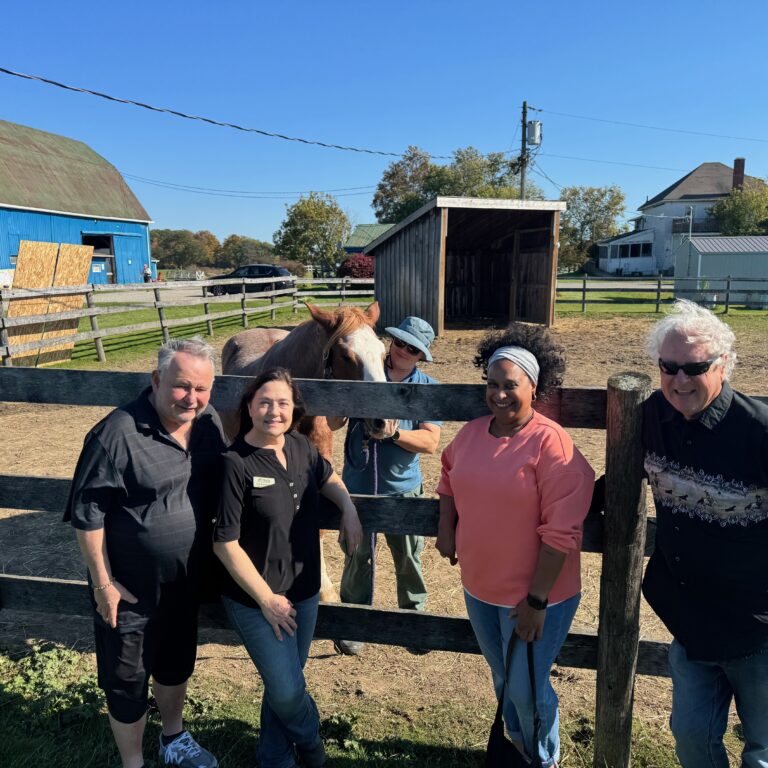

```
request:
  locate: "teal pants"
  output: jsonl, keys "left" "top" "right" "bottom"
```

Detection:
{"left": 339, "top": 487, "right": 427, "bottom": 611}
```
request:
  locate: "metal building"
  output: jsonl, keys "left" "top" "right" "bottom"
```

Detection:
{"left": 0, "top": 120, "right": 152, "bottom": 284}
{"left": 364, "top": 197, "right": 565, "bottom": 333}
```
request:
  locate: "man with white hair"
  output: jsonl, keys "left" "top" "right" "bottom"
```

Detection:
{"left": 642, "top": 300, "right": 768, "bottom": 768}
{"left": 65, "top": 338, "right": 226, "bottom": 768}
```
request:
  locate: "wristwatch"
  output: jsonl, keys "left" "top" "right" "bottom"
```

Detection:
{"left": 390, "top": 429, "right": 401, "bottom": 442}
{"left": 526, "top": 593, "right": 548, "bottom": 610}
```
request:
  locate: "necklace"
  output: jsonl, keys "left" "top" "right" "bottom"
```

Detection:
{"left": 491, "top": 410, "right": 535, "bottom": 438}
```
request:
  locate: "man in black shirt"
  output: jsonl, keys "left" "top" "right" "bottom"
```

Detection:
{"left": 642, "top": 300, "right": 768, "bottom": 768}
{"left": 66, "top": 337, "right": 226, "bottom": 768}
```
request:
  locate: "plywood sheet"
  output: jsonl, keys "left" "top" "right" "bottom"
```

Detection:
{"left": 37, "top": 244, "right": 94, "bottom": 365}
{"left": 7, "top": 241, "right": 59, "bottom": 366}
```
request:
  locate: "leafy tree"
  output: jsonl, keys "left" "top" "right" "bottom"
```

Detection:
{"left": 558, "top": 185, "right": 627, "bottom": 271}
{"left": 273, "top": 192, "right": 351, "bottom": 271}
{"left": 150, "top": 229, "right": 207, "bottom": 269}
{"left": 338, "top": 252, "right": 374, "bottom": 278}
{"left": 373, "top": 146, "right": 542, "bottom": 224}
{"left": 711, "top": 181, "right": 768, "bottom": 235}
{"left": 218, "top": 236, "right": 274, "bottom": 268}
{"left": 193, "top": 230, "right": 221, "bottom": 265}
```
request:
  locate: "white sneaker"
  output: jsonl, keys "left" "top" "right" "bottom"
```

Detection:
{"left": 158, "top": 731, "right": 219, "bottom": 767}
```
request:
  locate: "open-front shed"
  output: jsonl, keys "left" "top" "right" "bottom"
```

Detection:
{"left": 365, "top": 197, "right": 565, "bottom": 333}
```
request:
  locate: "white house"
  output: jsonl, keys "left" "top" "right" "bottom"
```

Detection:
{"left": 597, "top": 159, "right": 758, "bottom": 275}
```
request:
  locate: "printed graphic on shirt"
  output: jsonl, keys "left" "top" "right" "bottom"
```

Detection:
{"left": 645, "top": 452, "right": 768, "bottom": 526}
{"left": 253, "top": 476, "right": 276, "bottom": 488}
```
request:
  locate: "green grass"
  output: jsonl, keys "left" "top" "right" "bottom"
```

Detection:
{"left": 1, "top": 643, "right": 724, "bottom": 768}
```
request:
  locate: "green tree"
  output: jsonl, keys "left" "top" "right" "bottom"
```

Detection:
{"left": 218, "top": 236, "right": 274, "bottom": 268}
{"left": 273, "top": 192, "right": 351, "bottom": 270}
{"left": 711, "top": 181, "right": 768, "bottom": 235}
{"left": 373, "top": 146, "right": 541, "bottom": 224}
{"left": 558, "top": 185, "right": 627, "bottom": 271}
{"left": 193, "top": 230, "right": 221, "bottom": 266}
{"left": 150, "top": 229, "right": 207, "bottom": 269}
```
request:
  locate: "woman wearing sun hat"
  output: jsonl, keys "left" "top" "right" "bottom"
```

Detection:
{"left": 328, "top": 317, "right": 442, "bottom": 656}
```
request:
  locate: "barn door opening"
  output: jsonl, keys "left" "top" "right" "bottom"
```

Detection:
{"left": 82, "top": 234, "right": 115, "bottom": 284}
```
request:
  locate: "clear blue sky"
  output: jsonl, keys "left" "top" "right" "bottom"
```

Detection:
{"left": 2, "top": 0, "right": 767, "bottom": 242}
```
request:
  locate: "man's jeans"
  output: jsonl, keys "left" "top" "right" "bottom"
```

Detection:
{"left": 464, "top": 590, "right": 579, "bottom": 768}
{"left": 223, "top": 593, "right": 321, "bottom": 768}
{"left": 669, "top": 639, "right": 768, "bottom": 768}
{"left": 339, "top": 486, "right": 427, "bottom": 611}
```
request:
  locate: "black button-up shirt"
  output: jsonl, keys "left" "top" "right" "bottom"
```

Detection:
{"left": 65, "top": 388, "right": 226, "bottom": 623}
{"left": 642, "top": 382, "right": 768, "bottom": 661}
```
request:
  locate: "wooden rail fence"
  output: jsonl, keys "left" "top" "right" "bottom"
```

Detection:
{"left": 0, "top": 277, "right": 374, "bottom": 366}
{"left": 0, "top": 365, "right": 668, "bottom": 767}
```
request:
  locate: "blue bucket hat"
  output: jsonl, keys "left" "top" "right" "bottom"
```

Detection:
{"left": 385, "top": 316, "right": 435, "bottom": 362}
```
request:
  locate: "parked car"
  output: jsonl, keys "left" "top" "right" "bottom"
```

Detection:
{"left": 207, "top": 264, "right": 294, "bottom": 295}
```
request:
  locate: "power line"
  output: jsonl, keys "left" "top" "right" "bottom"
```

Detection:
{"left": 538, "top": 152, "right": 688, "bottom": 172}
{"left": 0, "top": 65, "right": 453, "bottom": 159}
{"left": 530, "top": 163, "right": 563, "bottom": 191}
{"left": 532, "top": 107, "right": 768, "bottom": 145}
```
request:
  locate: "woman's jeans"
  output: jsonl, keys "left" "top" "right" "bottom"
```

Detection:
{"left": 223, "top": 593, "right": 321, "bottom": 768}
{"left": 669, "top": 639, "right": 768, "bottom": 768}
{"left": 464, "top": 590, "right": 579, "bottom": 768}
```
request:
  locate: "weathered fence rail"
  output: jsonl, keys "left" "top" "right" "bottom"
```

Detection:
{"left": 0, "top": 277, "right": 374, "bottom": 365}
{"left": 7, "top": 370, "right": 766, "bottom": 764}
{"left": 558, "top": 274, "right": 768, "bottom": 313}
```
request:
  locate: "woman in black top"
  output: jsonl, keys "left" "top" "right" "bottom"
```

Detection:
{"left": 213, "top": 368, "right": 362, "bottom": 768}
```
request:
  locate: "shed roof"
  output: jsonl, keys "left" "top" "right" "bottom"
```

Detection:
{"left": 640, "top": 162, "right": 761, "bottom": 210}
{"left": 365, "top": 196, "right": 566, "bottom": 253}
{"left": 0, "top": 120, "right": 151, "bottom": 222}
{"left": 689, "top": 235, "right": 768, "bottom": 254}
{"left": 344, "top": 223, "right": 393, "bottom": 249}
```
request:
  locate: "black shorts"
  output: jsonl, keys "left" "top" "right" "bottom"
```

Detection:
{"left": 94, "top": 590, "right": 199, "bottom": 724}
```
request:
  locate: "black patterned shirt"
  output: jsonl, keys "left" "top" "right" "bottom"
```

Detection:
{"left": 642, "top": 382, "right": 768, "bottom": 661}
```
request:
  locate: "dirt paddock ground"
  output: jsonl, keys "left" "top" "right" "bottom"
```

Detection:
{"left": 1, "top": 313, "right": 766, "bottom": 756}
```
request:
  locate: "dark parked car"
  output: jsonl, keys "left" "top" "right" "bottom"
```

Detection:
{"left": 207, "top": 264, "right": 294, "bottom": 295}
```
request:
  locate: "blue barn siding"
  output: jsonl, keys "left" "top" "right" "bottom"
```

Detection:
{"left": 0, "top": 207, "right": 150, "bottom": 284}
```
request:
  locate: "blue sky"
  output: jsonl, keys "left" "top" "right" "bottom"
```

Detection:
{"left": 2, "top": 1, "right": 767, "bottom": 241}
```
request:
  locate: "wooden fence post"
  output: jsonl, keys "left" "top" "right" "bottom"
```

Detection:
{"left": 0, "top": 289, "right": 12, "bottom": 367}
{"left": 154, "top": 286, "right": 170, "bottom": 343}
{"left": 270, "top": 285, "right": 277, "bottom": 321}
{"left": 339, "top": 278, "right": 346, "bottom": 307}
{"left": 202, "top": 286, "right": 214, "bottom": 336}
{"left": 594, "top": 372, "right": 652, "bottom": 768}
{"left": 581, "top": 277, "right": 587, "bottom": 314}
{"left": 723, "top": 276, "right": 731, "bottom": 315}
{"left": 241, "top": 280, "right": 249, "bottom": 328}
{"left": 85, "top": 290, "right": 106, "bottom": 363}
{"left": 655, "top": 272, "right": 662, "bottom": 313}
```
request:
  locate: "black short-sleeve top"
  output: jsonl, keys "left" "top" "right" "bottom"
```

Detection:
{"left": 213, "top": 431, "right": 333, "bottom": 606}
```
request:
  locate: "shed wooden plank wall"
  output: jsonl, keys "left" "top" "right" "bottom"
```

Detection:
{"left": 375, "top": 209, "right": 442, "bottom": 332}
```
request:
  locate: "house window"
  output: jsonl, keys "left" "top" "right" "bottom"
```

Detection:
{"left": 620, "top": 244, "right": 630, "bottom": 259}
{"left": 642, "top": 242, "right": 652, "bottom": 257}
{"left": 630, "top": 243, "right": 641, "bottom": 258}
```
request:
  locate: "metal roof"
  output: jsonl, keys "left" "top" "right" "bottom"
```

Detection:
{"left": 689, "top": 236, "right": 768, "bottom": 254}
{"left": 344, "top": 223, "right": 393, "bottom": 249}
{"left": 0, "top": 120, "right": 151, "bottom": 222}
{"left": 365, "top": 196, "right": 566, "bottom": 253}
{"left": 640, "top": 162, "right": 761, "bottom": 210}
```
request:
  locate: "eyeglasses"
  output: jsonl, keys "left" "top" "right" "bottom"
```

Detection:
{"left": 658, "top": 358, "right": 719, "bottom": 377}
{"left": 392, "top": 338, "right": 421, "bottom": 356}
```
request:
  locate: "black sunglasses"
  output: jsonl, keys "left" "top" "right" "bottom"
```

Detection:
{"left": 392, "top": 338, "right": 421, "bottom": 356}
{"left": 658, "top": 358, "right": 718, "bottom": 377}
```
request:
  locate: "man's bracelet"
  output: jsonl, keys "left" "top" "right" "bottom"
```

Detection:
{"left": 526, "top": 593, "right": 548, "bottom": 610}
{"left": 92, "top": 579, "right": 113, "bottom": 592}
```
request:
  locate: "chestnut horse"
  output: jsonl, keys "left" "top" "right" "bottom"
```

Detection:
{"left": 221, "top": 301, "right": 397, "bottom": 601}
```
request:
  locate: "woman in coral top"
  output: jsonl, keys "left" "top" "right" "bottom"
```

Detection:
{"left": 436, "top": 325, "right": 595, "bottom": 768}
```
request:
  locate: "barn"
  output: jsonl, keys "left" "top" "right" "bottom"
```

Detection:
{"left": 364, "top": 197, "right": 565, "bottom": 333}
{"left": 0, "top": 119, "right": 152, "bottom": 285}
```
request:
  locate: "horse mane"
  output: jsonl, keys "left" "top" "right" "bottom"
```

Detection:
{"left": 320, "top": 305, "right": 375, "bottom": 357}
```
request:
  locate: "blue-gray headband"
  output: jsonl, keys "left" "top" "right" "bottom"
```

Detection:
{"left": 487, "top": 346, "right": 539, "bottom": 386}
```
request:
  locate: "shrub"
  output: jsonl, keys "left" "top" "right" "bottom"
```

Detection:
{"left": 338, "top": 253, "right": 374, "bottom": 278}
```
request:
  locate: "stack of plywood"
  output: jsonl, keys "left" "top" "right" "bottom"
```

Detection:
{"left": 6, "top": 241, "right": 94, "bottom": 366}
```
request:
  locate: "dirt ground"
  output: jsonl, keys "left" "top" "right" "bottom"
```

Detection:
{"left": 1, "top": 314, "right": 766, "bottom": 752}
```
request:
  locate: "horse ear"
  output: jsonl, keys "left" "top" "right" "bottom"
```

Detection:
{"left": 305, "top": 303, "right": 336, "bottom": 332}
{"left": 365, "top": 301, "right": 380, "bottom": 325}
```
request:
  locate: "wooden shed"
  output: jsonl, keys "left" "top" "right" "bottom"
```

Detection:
{"left": 364, "top": 197, "right": 565, "bottom": 334}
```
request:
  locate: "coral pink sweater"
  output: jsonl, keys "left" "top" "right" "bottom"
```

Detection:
{"left": 437, "top": 412, "right": 595, "bottom": 607}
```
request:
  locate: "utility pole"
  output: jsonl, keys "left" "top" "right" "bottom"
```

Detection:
{"left": 520, "top": 100, "right": 528, "bottom": 200}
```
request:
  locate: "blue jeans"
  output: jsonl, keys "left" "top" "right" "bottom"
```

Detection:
{"left": 464, "top": 591, "right": 579, "bottom": 768}
{"left": 223, "top": 593, "right": 321, "bottom": 768}
{"left": 669, "top": 639, "right": 768, "bottom": 768}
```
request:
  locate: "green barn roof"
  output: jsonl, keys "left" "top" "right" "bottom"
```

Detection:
{"left": 345, "top": 223, "right": 393, "bottom": 249}
{"left": 0, "top": 120, "right": 151, "bottom": 222}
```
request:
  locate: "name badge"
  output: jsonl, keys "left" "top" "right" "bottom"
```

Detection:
{"left": 253, "top": 476, "right": 275, "bottom": 488}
